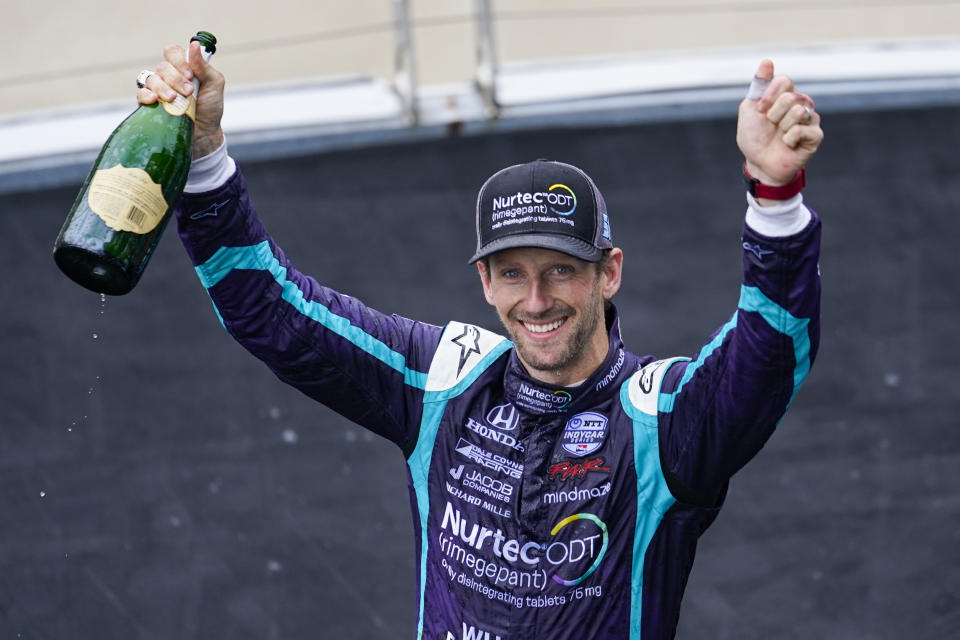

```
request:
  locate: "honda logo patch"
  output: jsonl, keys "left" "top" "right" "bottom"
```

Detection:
{"left": 486, "top": 403, "right": 520, "bottom": 431}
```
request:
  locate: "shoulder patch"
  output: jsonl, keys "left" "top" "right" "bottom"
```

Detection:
{"left": 626, "top": 357, "right": 687, "bottom": 417}
{"left": 426, "top": 321, "right": 509, "bottom": 392}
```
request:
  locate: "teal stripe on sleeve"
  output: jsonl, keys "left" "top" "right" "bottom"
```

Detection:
{"left": 737, "top": 285, "right": 811, "bottom": 408}
{"left": 195, "top": 241, "right": 429, "bottom": 390}
{"left": 658, "top": 312, "right": 737, "bottom": 414}
{"left": 659, "top": 284, "right": 812, "bottom": 414}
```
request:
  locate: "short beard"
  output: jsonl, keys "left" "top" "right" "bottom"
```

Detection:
{"left": 502, "top": 279, "right": 606, "bottom": 375}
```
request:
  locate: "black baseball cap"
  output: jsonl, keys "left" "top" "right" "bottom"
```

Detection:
{"left": 469, "top": 159, "right": 613, "bottom": 263}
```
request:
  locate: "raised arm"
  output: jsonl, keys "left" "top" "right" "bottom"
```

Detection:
{"left": 139, "top": 44, "right": 440, "bottom": 452}
{"left": 657, "top": 60, "right": 824, "bottom": 504}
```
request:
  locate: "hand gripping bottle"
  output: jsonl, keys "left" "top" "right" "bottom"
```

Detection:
{"left": 53, "top": 31, "right": 217, "bottom": 295}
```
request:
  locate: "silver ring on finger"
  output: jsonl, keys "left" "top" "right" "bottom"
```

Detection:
{"left": 802, "top": 105, "right": 813, "bottom": 124}
{"left": 136, "top": 70, "right": 154, "bottom": 89}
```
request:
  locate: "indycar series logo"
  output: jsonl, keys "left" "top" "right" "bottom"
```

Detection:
{"left": 559, "top": 411, "right": 608, "bottom": 456}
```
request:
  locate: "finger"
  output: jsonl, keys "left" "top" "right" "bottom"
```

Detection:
{"left": 142, "top": 69, "right": 179, "bottom": 103}
{"left": 187, "top": 40, "right": 224, "bottom": 92}
{"left": 152, "top": 59, "right": 194, "bottom": 100}
{"left": 187, "top": 41, "right": 206, "bottom": 77}
{"left": 745, "top": 59, "right": 774, "bottom": 100}
{"left": 783, "top": 122, "right": 824, "bottom": 151}
{"left": 162, "top": 44, "right": 189, "bottom": 73}
{"left": 161, "top": 43, "right": 195, "bottom": 89}
{"left": 755, "top": 59, "right": 774, "bottom": 80}
{"left": 758, "top": 75, "right": 796, "bottom": 112}
{"left": 136, "top": 87, "right": 160, "bottom": 106}
{"left": 777, "top": 102, "right": 817, "bottom": 133}
{"left": 796, "top": 91, "right": 815, "bottom": 110}
{"left": 765, "top": 90, "right": 805, "bottom": 125}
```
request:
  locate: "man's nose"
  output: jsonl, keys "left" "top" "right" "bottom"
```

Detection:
{"left": 523, "top": 278, "right": 553, "bottom": 315}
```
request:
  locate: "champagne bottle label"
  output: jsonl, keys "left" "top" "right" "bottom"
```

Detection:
{"left": 88, "top": 165, "right": 169, "bottom": 234}
{"left": 163, "top": 94, "right": 197, "bottom": 121}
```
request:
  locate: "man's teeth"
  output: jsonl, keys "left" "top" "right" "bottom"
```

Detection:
{"left": 523, "top": 319, "right": 563, "bottom": 333}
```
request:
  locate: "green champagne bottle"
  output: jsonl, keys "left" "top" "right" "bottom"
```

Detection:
{"left": 53, "top": 31, "right": 217, "bottom": 295}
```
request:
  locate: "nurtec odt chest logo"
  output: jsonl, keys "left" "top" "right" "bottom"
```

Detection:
{"left": 559, "top": 412, "right": 608, "bottom": 457}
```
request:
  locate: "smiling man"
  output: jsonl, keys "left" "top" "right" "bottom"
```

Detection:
{"left": 472, "top": 159, "right": 624, "bottom": 388}
{"left": 141, "top": 44, "right": 822, "bottom": 639}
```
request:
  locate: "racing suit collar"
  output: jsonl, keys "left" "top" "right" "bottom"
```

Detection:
{"left": 505, "top": 303, "right": 628, "bottom": 416}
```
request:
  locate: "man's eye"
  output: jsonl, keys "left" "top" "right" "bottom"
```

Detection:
{"left": 554, "top": 265, "right": 573, "bottom": 276}
{"left": 502, "top": 270, "right": 520, "bottom": 279}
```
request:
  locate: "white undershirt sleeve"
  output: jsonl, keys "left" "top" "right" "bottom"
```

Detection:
{"left": 183, "top": 140, "right": 237, "bottom": 194}
{"left": 744, "top": 192, "right": 812, "bottom": 237}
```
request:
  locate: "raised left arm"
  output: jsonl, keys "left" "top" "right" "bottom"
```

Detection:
{"left": 655, "top": 60, "right": 824, "bottom": 504}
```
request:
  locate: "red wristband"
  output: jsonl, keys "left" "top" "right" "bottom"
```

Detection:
{"left": 744, "top": 165, "right": 806, "bottom": 200}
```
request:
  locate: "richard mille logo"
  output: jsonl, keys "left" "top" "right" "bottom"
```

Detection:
{"left": 451, "top": 325, "right": 481, "bottom": 377}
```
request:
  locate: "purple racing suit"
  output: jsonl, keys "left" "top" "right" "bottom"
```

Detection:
{"left": 175, "top": 165, "right": 821, "bottom": 640}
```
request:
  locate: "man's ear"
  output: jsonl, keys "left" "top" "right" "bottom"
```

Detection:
{"left": 477, "top": 261, "right": 495, "bottom": 305}
{"left": 601, "top": 248, "right": 624, "bottom": 300}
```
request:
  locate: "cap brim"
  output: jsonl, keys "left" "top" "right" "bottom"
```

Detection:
{"left": 468, "top": 233, "right": 605, "bottom": 264}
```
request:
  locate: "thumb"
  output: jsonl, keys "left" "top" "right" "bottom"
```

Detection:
{"left": 754, "top": 58, "right": 774, "bottom": 80}
{"left": 745, "top": 59, "right": 775, "bottom": 101}
{"left": 187, "top": 41, "right": 205, "bottom": 78}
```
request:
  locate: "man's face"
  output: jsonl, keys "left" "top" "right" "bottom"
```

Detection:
{"left": 478, "top": 247, "right": 622, "bottom": 386}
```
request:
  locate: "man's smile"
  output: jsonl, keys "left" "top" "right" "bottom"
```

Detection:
{"left": 520, "top": 317, "right": 566, "bottom": 335}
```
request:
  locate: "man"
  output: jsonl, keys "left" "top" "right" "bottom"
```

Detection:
{"left": 139, "top": 44, "right": 822, "bottom": 639}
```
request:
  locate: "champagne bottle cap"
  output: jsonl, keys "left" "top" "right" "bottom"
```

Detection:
{"left": 190, "top": 31, "right": 217, "bottom": 54}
